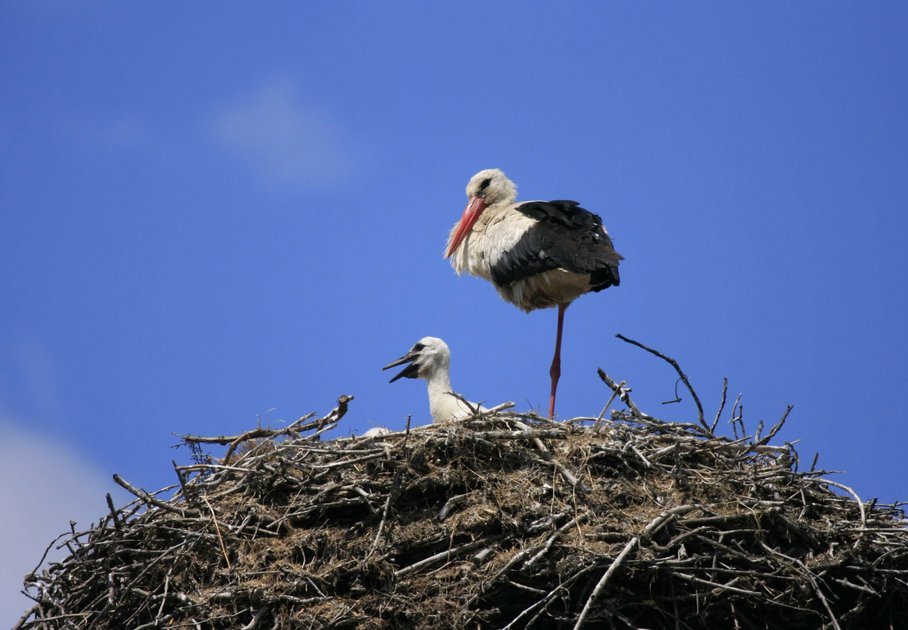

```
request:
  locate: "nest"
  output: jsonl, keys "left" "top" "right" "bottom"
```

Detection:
{"left": 16, "top": 373, "right": 908, "bottom": 629}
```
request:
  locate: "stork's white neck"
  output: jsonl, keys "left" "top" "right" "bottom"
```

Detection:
{"left": 425, "top": 367, "right": 454, "bottom": 398}
{"left": 424, "top": 363, "right": 478, "bottom": 422}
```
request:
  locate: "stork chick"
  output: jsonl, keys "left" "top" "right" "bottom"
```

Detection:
{"left": 383, "top": 337, "right": 484, "bottom": 423}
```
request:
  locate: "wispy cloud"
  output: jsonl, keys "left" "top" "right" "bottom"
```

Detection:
{"left": 210, "top": 77, "right": 351, "bottom": 190}
{"left": 0, "top": 418, "right": 113, "bottom": 626}
{"left": 5, "top": 341, "right": 60, "bottom": 422}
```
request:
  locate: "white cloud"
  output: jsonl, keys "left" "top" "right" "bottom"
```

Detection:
{"left": 210, "top": 77, "right": 351, "bottom": 189}
{"left": 7, "top": 342, "right": 60, "bottom": 422}
{"left": 0, "top": 418, "right": 114, "bottom": 627}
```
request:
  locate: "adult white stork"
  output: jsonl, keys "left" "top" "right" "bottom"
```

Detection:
{"left": 445, "top": 168, "right": 622, "bottom": 419}
{"left": 383, "top": 336, "right": 486, "bottom": 423}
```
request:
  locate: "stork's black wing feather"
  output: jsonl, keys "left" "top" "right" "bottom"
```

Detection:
{"left": 490, "top": 200, "right": 622, "bottom": 291}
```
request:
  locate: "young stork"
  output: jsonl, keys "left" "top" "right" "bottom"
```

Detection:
{"left": 445, "top": 168, "right": 622, "bottom": 419}
{"left": 382, "top": 336, "right": 485, "bottom": 423}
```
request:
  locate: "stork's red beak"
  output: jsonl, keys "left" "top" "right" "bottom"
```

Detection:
{"left": 445, "top": 195, "right": 486, "bottom": 258}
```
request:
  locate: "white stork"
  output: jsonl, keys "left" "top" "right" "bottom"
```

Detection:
{"left": 382, "top": 336, "right": 486, "bottom": 423}
{"left": 445, "top": 168, "right": 622, "bottom": 419}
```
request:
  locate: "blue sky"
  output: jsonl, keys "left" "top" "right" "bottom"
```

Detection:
{"left": 2, "top": 2, "right": 907, "bottom": 621}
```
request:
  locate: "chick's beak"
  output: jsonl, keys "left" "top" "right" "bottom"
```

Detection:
{"left": 382, "top": 352, "right": 421, "bottom": 383}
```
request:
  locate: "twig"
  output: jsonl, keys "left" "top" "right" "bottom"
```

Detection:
{"left": 479, "top": 400, "right": 517, "bottom": 415}
{"left": 814, "top": 478, "right": 867, "bottom": 531}
{"left": 366, "top": 495, "right": 392, "bottom": 559}
{"left": 180, "top": 412, "right": 317, "bottom": 446}
{"left": 112, "top": 474, "right": 186, "bottom": 517}
{"left": 529, "top": 455, "right": 584, "bottom": 491}
{"left": 661, "top": 378, "right": 683, "bottom": 405}
{"left": 755, "top": 405, "right": 794, "bottom": 447}
{"left": 202, "top": 494, "right": 232, "bottom": 570}
{"left": 106, "top": 493, "right": 121, "bottom": 529}
{"left": 154, "top": 569, "right": 172, "bottom": 623}
{"left": 594, "top": 381, "right": 624, "bottom": 431}
{"left": 403, "top": 415, "right": 412, "bottom": 449}
{"left": 449, "top": 391, "right": 482, "bottom": 415}
{"left": 672, "top": 572, "right": 761, "bottom": 596}
{"left": 572, "top": 535, "right": 639, "bottom": 629}
{"left": 309, "top": 452, "right": 385, "bottom": 470}
{"left": 438, "top": 493, "right": 470, "bottom": 521}
{"left": 597, "top": 369, "right": 650, "bottom": 420}
{"left": 524, "top": 514, "right": 588, "bottom": 570}
{"left": 394, "top": 536, "right": 499, "bottom": 577}
{"left": 711, "top": 377, "right": 728, "bottom": 434}
{"left": 729, "top": 394, "right": 744, "bottom": 439}
{"left": 615, "top": 333, "right": 708, "bottom": 433}
{"left": 626, "top": 442, "right": 652, "bottom": 469}
{"left": 172, "top": 460, "right": 193, "bottom": 504}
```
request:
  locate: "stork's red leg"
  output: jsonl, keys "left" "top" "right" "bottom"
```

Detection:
{"left": 548, "top": 303, "right": 567, "bottom": 419}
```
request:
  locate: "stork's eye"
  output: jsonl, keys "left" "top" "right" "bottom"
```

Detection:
{"left": 412, "top": 343, "right": 425, "bottom": 352}
{"left": 479, "top": 178, "right": 492, "bottom": 192}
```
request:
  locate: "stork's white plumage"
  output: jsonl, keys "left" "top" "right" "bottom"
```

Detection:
{"left": 382, "top": 336, "right": 485, "bottom": 423}
{"left": 446, "top": 168, "right": 622, "bottom": 419}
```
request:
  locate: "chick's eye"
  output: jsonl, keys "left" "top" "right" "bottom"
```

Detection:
{"left": 412, "top": 343, "right": 425, "bottom": 352}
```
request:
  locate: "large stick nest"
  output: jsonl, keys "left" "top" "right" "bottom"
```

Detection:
{"left": 17, "top": 380, "right": 908, "bottom": 629}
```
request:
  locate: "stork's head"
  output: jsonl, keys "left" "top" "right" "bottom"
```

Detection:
{"left": 382, "top": 336, "right": 451, "bottom": 383}
{"left": 445, "top": 168, "right": 517, "bottom": 258}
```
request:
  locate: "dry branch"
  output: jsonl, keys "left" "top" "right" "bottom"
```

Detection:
{"left": 616, "top": 333, "right": 708, "bottom": 432}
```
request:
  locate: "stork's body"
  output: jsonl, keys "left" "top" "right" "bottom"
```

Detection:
{"left": 383, "top": 336, "right": 485, "bottom": 423}
{"left": 446, "top": 169, "right": 622, "bottom": 418}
